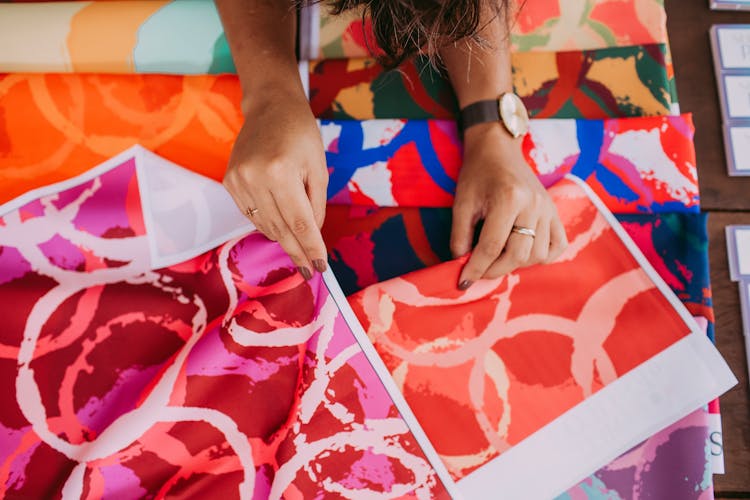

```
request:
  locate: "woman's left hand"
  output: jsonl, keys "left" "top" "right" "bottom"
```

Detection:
{"left": 451, "top": 123, "right": 568, "bottom": 290}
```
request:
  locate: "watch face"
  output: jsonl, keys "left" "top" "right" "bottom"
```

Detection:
{"left": 499, "top": 93, "right": 530, "bottom": 139}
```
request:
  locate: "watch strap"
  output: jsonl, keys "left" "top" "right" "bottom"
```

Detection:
{"left": 460, "top": 99, "right": 500, "bottom": 130}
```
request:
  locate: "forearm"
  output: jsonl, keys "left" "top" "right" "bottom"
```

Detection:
{"left": 439, "top": 3, "right": 512, "bottom": 109}
{"left": 215, "top": 0, "right": 304, "bottom": 113}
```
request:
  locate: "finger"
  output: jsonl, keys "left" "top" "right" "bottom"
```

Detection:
{"left": 307, "top": 169, "right": 328, "bottom": 229}
{"left": 458, "top": 205, "right": 517, "bottom": 288}
{"left": 274, "top": 181, "right": 329, "bottom": 274}
{"left": 223, "top": 176, "right": 275, "bottom": 239}
{"left": 547, "top": 216, "right": 568, "bottom": 262}
{"left": 256, "top": 191, "right": 317, "bottom": 279}
{"left": 529, "top": 218, "right": 550, "bottom": 265}
{"left": 483, "top": 219, "right": 536, "bottom": 279}
{"left": 450, "top": 196, "right": 478, "bottom": 258}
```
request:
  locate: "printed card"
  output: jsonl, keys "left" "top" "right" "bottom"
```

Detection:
{"left": 724, "top": 75, "right": 750, "bottom": 118}
{"left": 725, "top": 125, "right": 750, "bottom": 175}
{"left": 711, "top": 0, "right": 750, "bottom": 11}
{"left": 727, "top": 225, "right": 750, "bottom": 281}
{"left": 715, "top": 26, "right": 750, "bottom": 69}
{"left": 738, "top": 280, "right": 750, "bottom": 386}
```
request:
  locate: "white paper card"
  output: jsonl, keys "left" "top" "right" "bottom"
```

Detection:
{"left": 729, "top": 126, "right": 750, "bottom": 172}
{"left": 737, "top": 228, "right": 750, "bottom": 275}
{"left": 711, "top": 0, "right": 750, "bottom": 10}
{"left": 717, "top": 27, "right": 750, "bottom": 69}
{"left": 725, "top": 75, "right": 750, "bottom": 118}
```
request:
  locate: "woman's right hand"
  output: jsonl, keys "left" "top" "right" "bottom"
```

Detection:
{"left": 223, "top": 89, "right": 330, "bottom": 280}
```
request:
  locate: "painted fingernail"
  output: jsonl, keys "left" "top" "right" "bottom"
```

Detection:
{"left": 313, "top": 259, "right": 327, "bottom": 273}
{"left": 298, "top": 266, "right": 313, "bottom": 280}
{"left": 458, "top": 280, "right": 473, "bottom": 291}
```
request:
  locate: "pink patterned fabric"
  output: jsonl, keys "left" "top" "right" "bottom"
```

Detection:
{"left": 0, "top": 153, "right": 449, "bottom": 498}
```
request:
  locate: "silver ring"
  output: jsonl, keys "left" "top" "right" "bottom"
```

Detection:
{"left": 511, "top": 225, "right": 536, "bottom": 238}
{"left": 245, "top": 207, "right": 259, "bottom": 217}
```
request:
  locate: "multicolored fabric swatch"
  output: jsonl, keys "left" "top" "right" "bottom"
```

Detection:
{"left": 0, "top": 0, "right": 668, "bottom": 72}
{"left": 323, "top": 208, "right": 712, "bottom": 316}
{"left": 558, "top": 408, "right": 715, "bottom": 500}
{"left": 302, "top": 0, "right": 668, "bottom": 59}
{"left": 618, "top": 212, "right": 714, "bottom": 337}
{"left": 0, "top": 0, "right": 235, "bottom": 74}
{"left": 0, "top": 74, "right": 697, "bottom": 213}
{"left": 0, "top": 147, "right": 454, "bottom": 499}
{"left": 322, "top": 115, "right": 699, "bottom": 212}
{"left": 0, "top": 149, "right": 733, "bottom": 499}
{"left": 347, "top": 176, "right": 733, "bottom": 499}
{"left": 510, "top": 0, "right": 668, "bottom": 53}
{"left": 310, "top": 44, "right": 673, "bottom": 120}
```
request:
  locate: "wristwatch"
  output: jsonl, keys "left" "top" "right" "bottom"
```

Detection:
{"left": 459, "top": 92, "right": 530, "bottom": 139}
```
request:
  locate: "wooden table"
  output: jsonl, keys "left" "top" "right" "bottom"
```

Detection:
{"left": 665, "top": 0, "right": 750, "bottom": 495}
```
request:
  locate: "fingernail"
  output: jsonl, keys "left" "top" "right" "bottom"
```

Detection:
{"left": 313, "top": 259, "right": 327, "bottom": 273}
{"left": 458, "top": 280, "right": 473, "bottom": 291}
{"left": 298, "top": 266, "right": 313, "bottom": 280}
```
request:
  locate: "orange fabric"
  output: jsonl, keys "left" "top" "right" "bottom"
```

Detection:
{"left": 0, "top": 73, "right": 242, "bottom": 202}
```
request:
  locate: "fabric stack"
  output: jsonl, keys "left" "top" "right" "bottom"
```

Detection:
{"left": 300, "top": 2, "right": 726, "bottom": 496}
{"left": 0, "top": 0, "right": 736, "bottom": 498}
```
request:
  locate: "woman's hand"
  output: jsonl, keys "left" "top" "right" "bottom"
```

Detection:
{"left": 451, "top": 123, "right": 568, "bottom": 289}
{"left": 223, "top": 90, "right": 329, "bottom": 280}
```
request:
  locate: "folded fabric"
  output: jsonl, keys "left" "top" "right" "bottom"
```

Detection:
{"left": 310, "top": 44, "right": 673, "bottom": 120}
{"left": 323, "top": 208, "right": 713, "bottom": 318}
{"left": 322, "top": 204, "right": 723, "bottom": 484}
{"left": 0, "top": 147, "right": 455, "bottom": 499}
{"left": 347, "top": 176, "right": 735, "bottom": 498}
{"left": 0, "top": 0, "right": 667, "bottom": 71}
{"left": 322, "top": 115, "right": 699, "bottom": 212}
{"left": 301, "top": 0, "right": 668, "bottom": 59}
{"left": 0, "top": 73, "right": 243, "bottom": 205}
{"left": 0, "top": 0, "right": 235, "bottom": 74}
{"left": 618, "top": 213, "right": 714, "bottom": 338}
{"left": 0, "top": 74, "right": 698, "bottom": 213}
{"left": 559, "top": 407, "right": 714, "bottom": 499}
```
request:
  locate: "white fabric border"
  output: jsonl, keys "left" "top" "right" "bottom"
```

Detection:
{"left": 459, "top": 332, "right": 735, "bottom": 499}
{"left": 133, "top": 146, "right": 254, "bottom": 269}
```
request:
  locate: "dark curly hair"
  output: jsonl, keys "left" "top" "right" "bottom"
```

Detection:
{"left": 320, "top": 0, "right": 509, "bottom": 68}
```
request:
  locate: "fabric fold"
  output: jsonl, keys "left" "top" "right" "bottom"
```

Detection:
{"left": 310, "top": 45, "right": 673, "bottom": 120}
{"left": 322, "top": 115, "right": 699, "bottom": 212}
{"left": 305, "top": 0, "right": 668, "bottom": 59}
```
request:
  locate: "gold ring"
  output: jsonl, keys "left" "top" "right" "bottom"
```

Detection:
{"left": 245, "top": 207, "right": 259, "bottom": 217}
{"left": 511, "top": 225, "right": 536, "bottom": 238}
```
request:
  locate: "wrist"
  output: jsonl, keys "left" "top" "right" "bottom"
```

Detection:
{"left": 241, "top": 78, "right": 308, "bottom": 116}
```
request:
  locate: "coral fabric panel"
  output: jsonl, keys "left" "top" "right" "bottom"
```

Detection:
{"left": 347, "top": 177, "right": 692, "bottom": 480}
